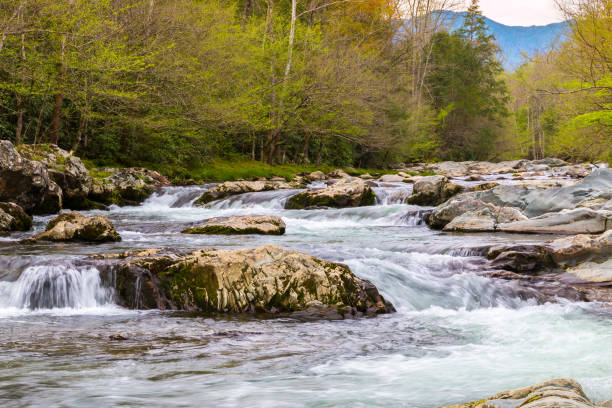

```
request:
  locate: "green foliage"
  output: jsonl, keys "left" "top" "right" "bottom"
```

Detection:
{"left": 426, "top": 1, "right": 509, "bottom": 160}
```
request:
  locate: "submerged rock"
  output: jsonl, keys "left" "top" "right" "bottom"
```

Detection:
{"left": 440, "top": 378, "right": 602, "bottom": 408}
{"left": 195, "top": 180, "right": 296, "bottom": 205}
{"left": 0, "top": 140, "right": 62, "bottom": 214}
{"left": 407, "top": 175, "right": 463, "bottom": 206}
{"left": 0, "top": 202, "right": 32, "bottom": 232}
{"left": 285, "top": 177, "right": 375, "bottom": 209}
{"left": 182, "top": 215, "right": 286, "bottom": 235}
{"left": 105, "top": 245, "right": 394, "bottom": 317}
{"left": 487, "top": 244, "right": 557, "bottom": 274}
{"left": 26, "top": 212, "right": 121, "bottom": 243}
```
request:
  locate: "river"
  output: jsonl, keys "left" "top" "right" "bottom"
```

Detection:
{"left": 1, "top": 179, "right": 611, "bottom": 407}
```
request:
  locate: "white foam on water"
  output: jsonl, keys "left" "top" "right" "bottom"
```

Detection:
{"left": 309, "top": 302, "right": 612, "bottom": 406}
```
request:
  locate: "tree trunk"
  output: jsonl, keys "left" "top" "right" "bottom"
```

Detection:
{"left": 15, "top": 33, "right": 26, "bottom": 144}
{"left": 302, "top": 133, "right": 312, "bottom": 163}
{"left": 50, "top": 35, "right": 67, "bottom": 145}
{"left": 33, "top": 104, "right": 45, "bottom": 145}
{"left": 70, "top": 116, "right": 87, "bottom": 155}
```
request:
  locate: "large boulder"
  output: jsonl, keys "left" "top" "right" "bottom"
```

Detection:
{"left": 103, "top": 245, "right": 395, "bottom": 317}
{"left": 285, "top": 177, "right": 375, "bottom": 209}
{"left": 17, "top": 144, "right": 93, "bottom": 209}
{"left": 497, "top": 208, "right": 612, "bottom": 235}
{"left": 182, "top": 215, "right": 286, "bottom": 235}
{"left": 0, "top": 140, "right": 62, "bottom": 214}
{"left": 26, "top": 212, "right": 121, "bottom": 243}
{"left": 89, "top": 168, "right": 168, "bottom": 206}
{"left": 521, "top": 168, "right": 612, "bottom": 217}
{"left": 427, "top": 197, "right": 493, "bottom": 229}
{"left": 195, "top": 180, "right": 296, "bottom": 205}
{"left": 0, "top": 202, "right": 32, "bottom": 232}
{"left": 407, "top": 175, "right": 463, "bottom": 206}
{"left": 441, "top": 378, "right": 603, "bottom": 408}
{"left": 443, "top": 206, "right": 527, "bottom": 232}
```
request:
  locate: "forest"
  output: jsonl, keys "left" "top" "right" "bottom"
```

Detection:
{"left": 0, "top": 0, "right": 610, "bottom": 179}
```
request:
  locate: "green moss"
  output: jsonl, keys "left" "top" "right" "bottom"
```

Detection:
{"left": 159, "top": 262, "right": 220, "bottom": 311}
{"left": 90, "top": 170, "right": 113, "bottom": 180}
{"left": 182, "top": 225, "right": 284, "bottom": 235}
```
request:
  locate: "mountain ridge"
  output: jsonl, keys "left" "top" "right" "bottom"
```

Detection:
{"left": 442, "top": 11, "right": 569, "bottom": 71}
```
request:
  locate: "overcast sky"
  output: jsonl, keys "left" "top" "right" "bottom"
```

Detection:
{"left": 466, "top": 0, "right": 566, "bottom": 26}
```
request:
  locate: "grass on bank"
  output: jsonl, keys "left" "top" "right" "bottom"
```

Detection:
{"left": 82, "top": 158, "right": 410, "bottom": 182}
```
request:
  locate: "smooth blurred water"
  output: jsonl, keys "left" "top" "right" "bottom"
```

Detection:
{"left": 1, "top": 181, "right": 611, "bottom": 407}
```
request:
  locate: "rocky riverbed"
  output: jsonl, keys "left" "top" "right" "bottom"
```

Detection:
{"left": 1, "top": 145, "right": 612, "bottom": 407}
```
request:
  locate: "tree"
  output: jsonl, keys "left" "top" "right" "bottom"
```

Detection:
{"left": 426, "top": 0, "right": 509, "bottom": 160}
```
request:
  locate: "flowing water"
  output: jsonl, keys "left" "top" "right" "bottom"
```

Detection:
{"left": 1, "top": 180, "right": 612, "bottom": 407}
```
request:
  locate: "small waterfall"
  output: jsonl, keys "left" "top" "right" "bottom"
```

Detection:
{"left": 208, "top": 189, "right": 301, "bottom": 210}
{"left": 140, "top": 186, "right": 210, "bottom": 209}
{"left": 0, "top": 264, "right": 114, "bottom": 310}
{"left": 373, "top": 183, "right": 414, "bottom": 205}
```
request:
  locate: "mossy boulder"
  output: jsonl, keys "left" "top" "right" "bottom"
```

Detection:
{"left": 89, "top": 168, "right": 166, "bottom": 206}
{"left": 195, "top": 180, "right": 298, "bottom": 206}
{"left": 285, "top": 178, "right": 376, "bottom": 209}
{"left": 183, "top": 215, "right": 286, "bottom": 235}
{"left": 17, "top": 144, "right": 94, "bottom": 210}
{"left": 0, "top": 140, "right": 62, "bottom": 214}
{"left": 103, "top": 245, "right": 395, "bottom": 318}
{"left": 0, "top": 202, "right": 32, "bottom": 232}
{"left": 25, "top": 212, "right": 121, "bottom": 243}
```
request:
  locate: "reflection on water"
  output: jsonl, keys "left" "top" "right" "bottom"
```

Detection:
{"left": 1, "top": 182, "right": 611, "bottom": 407}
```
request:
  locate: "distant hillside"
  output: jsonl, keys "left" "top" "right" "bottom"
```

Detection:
{"left": 442, "top": 11, "right": 569, "bottom": 71}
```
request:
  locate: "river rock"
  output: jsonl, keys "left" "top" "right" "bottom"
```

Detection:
{"left": 567, "top": 259, "right": 612, "bottom": 283}
{"left": 327, "top": 169, "right": 351, "bottom": 179}
{"left": 441, "top": 378, "right": 601, "bottom": 408}
{"left": 379, "top": 174, "right": 406, "bottom": 182}
{"left": 549, "top": 230, "right": 612, "bottom": 266}
{"left": 427, "top": 197, "right": 493, "bottom": 229}
{"left": 305, "top": 171, "right": 326, "bottom": 181}
{"left": 182, "top": 215, "right": 286, "bottom": 235}
{"left": 0, "top": 202, "right": 32, "bottom": 232}
{"left": 285, "top": 177, "right": 375, "bottom": 209}
{"left": 107, "top": 245, "right": 395, "bottom": 317}
{"left": 27, "top": 212, "right": 121, "bottom": 243}
{"left": 487, "top": 244, "right": 557, "bottom": 273}
{"left": 17, "top": 144, "right": 94, "bottom": 210}
{"left": 407, "top": 175, "right": 463, "bottom": 206}
{"left": 0, "top": 140, "right": 62, "bottom": 214}
{"left": 467, "top": 182, "right": 500, "bottom": 192}
{"left": 195, "top": 180, "right": 296, "bottom": 205}
{"left": 443, "top": 206, "right": 527, "bottom": 232}
{"left": 423, "top": 161, "right": 469, "bottom": 177}
{"left": 497, "top": 208, "right": 612, "bottom": 235}
{"left": 89, "top": 168, "right": 168, "bottom": 206}
{"left": 523, "top": 169, "right": 612, "bottom": 217}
